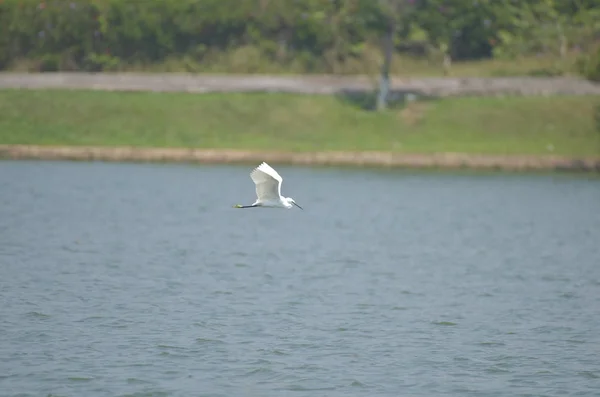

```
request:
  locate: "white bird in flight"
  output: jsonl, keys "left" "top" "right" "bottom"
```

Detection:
{"left": 234, "top": 162, "right": 303, "bottom": 210}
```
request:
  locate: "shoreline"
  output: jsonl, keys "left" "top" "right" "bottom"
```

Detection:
{"left": 1, "top": 145, "right": 599, "bottom": 172}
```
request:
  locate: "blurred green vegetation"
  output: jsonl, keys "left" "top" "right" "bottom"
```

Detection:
{"left": 0, "top": 0, "right": 598, "bottom": 79}
{"left": 1, "top": 89, "right": 598, "bottom": 156}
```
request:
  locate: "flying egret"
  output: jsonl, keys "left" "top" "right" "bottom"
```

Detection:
{"left": 233, "top": 162, "right": 303, "bottom": 210}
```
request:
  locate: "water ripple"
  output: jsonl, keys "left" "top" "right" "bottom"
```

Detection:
{"left": 1, "top": 161, "right": 599, "bottom": 397}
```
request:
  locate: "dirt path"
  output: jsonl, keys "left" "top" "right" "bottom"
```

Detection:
{"left": 1, "top": 145, "right": 599, "bottom": 172}
{"left": 1, "top": 72, "right": 600, "bottom": 96}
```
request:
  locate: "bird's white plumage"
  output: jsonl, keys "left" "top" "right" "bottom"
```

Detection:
{"left": 250, "top": 162, "right": 283, "bottom": 202}
{"left": 234, "top": 162, "right": 303, "bottom": 210}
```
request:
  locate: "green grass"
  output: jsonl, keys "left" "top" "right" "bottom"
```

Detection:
{"left": 0, "top": 89, "right": 599, "bottom": 157}
{"left": 124, "top": 53, "right": 575, "bottom": 78}
{"left": 10, "top": 51, "right": 578, "bottom": 78}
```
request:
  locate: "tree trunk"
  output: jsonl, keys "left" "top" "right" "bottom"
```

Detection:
{"left": 558, "top": 24, "right": 567, "bottom": 59}
{"left": 376, "top": 21, "right": 395, "bottom": 111}
{"left": 443, "top": 52, "right": 452, "bottom": 76}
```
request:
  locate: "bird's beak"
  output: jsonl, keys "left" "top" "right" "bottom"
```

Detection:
{"left": 293, "top": 202, "right": 303, "bottom": 210}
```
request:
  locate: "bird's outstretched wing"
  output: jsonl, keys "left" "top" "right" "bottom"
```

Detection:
{"left": 250, "top": 162, "right": 282, "bottom": 201}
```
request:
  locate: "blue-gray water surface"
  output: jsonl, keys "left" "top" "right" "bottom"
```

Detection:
{"left": 1, "top": 160, "right": 599, "bottom": 397}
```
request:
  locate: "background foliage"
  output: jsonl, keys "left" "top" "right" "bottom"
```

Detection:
{"left": 0, "top": 0, "right": 598, "bottom": 79}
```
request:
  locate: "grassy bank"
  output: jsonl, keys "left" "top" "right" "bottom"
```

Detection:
{"left": 0, "top": 89, "right": 599, "bottom": 157}
{"left": 130, "top": 54, "right": 580, "bottom": 79}
{"left": 9, "top": 50, "right": 579, "bottom": 79}
{"left": 8, "top": 53, "right": 580, "bottom": 77}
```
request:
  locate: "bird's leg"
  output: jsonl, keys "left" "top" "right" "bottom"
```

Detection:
{"left": 233, "top": 204, "right": 259, "bottom": 208}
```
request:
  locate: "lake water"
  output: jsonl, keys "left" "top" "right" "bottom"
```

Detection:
{"left": 1, "top": 160, "right": 599, "bottom": 397}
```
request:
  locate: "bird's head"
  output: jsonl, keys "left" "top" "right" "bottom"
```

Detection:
{"left": 286, "top": 197, "right": 303, "bottom": 210}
